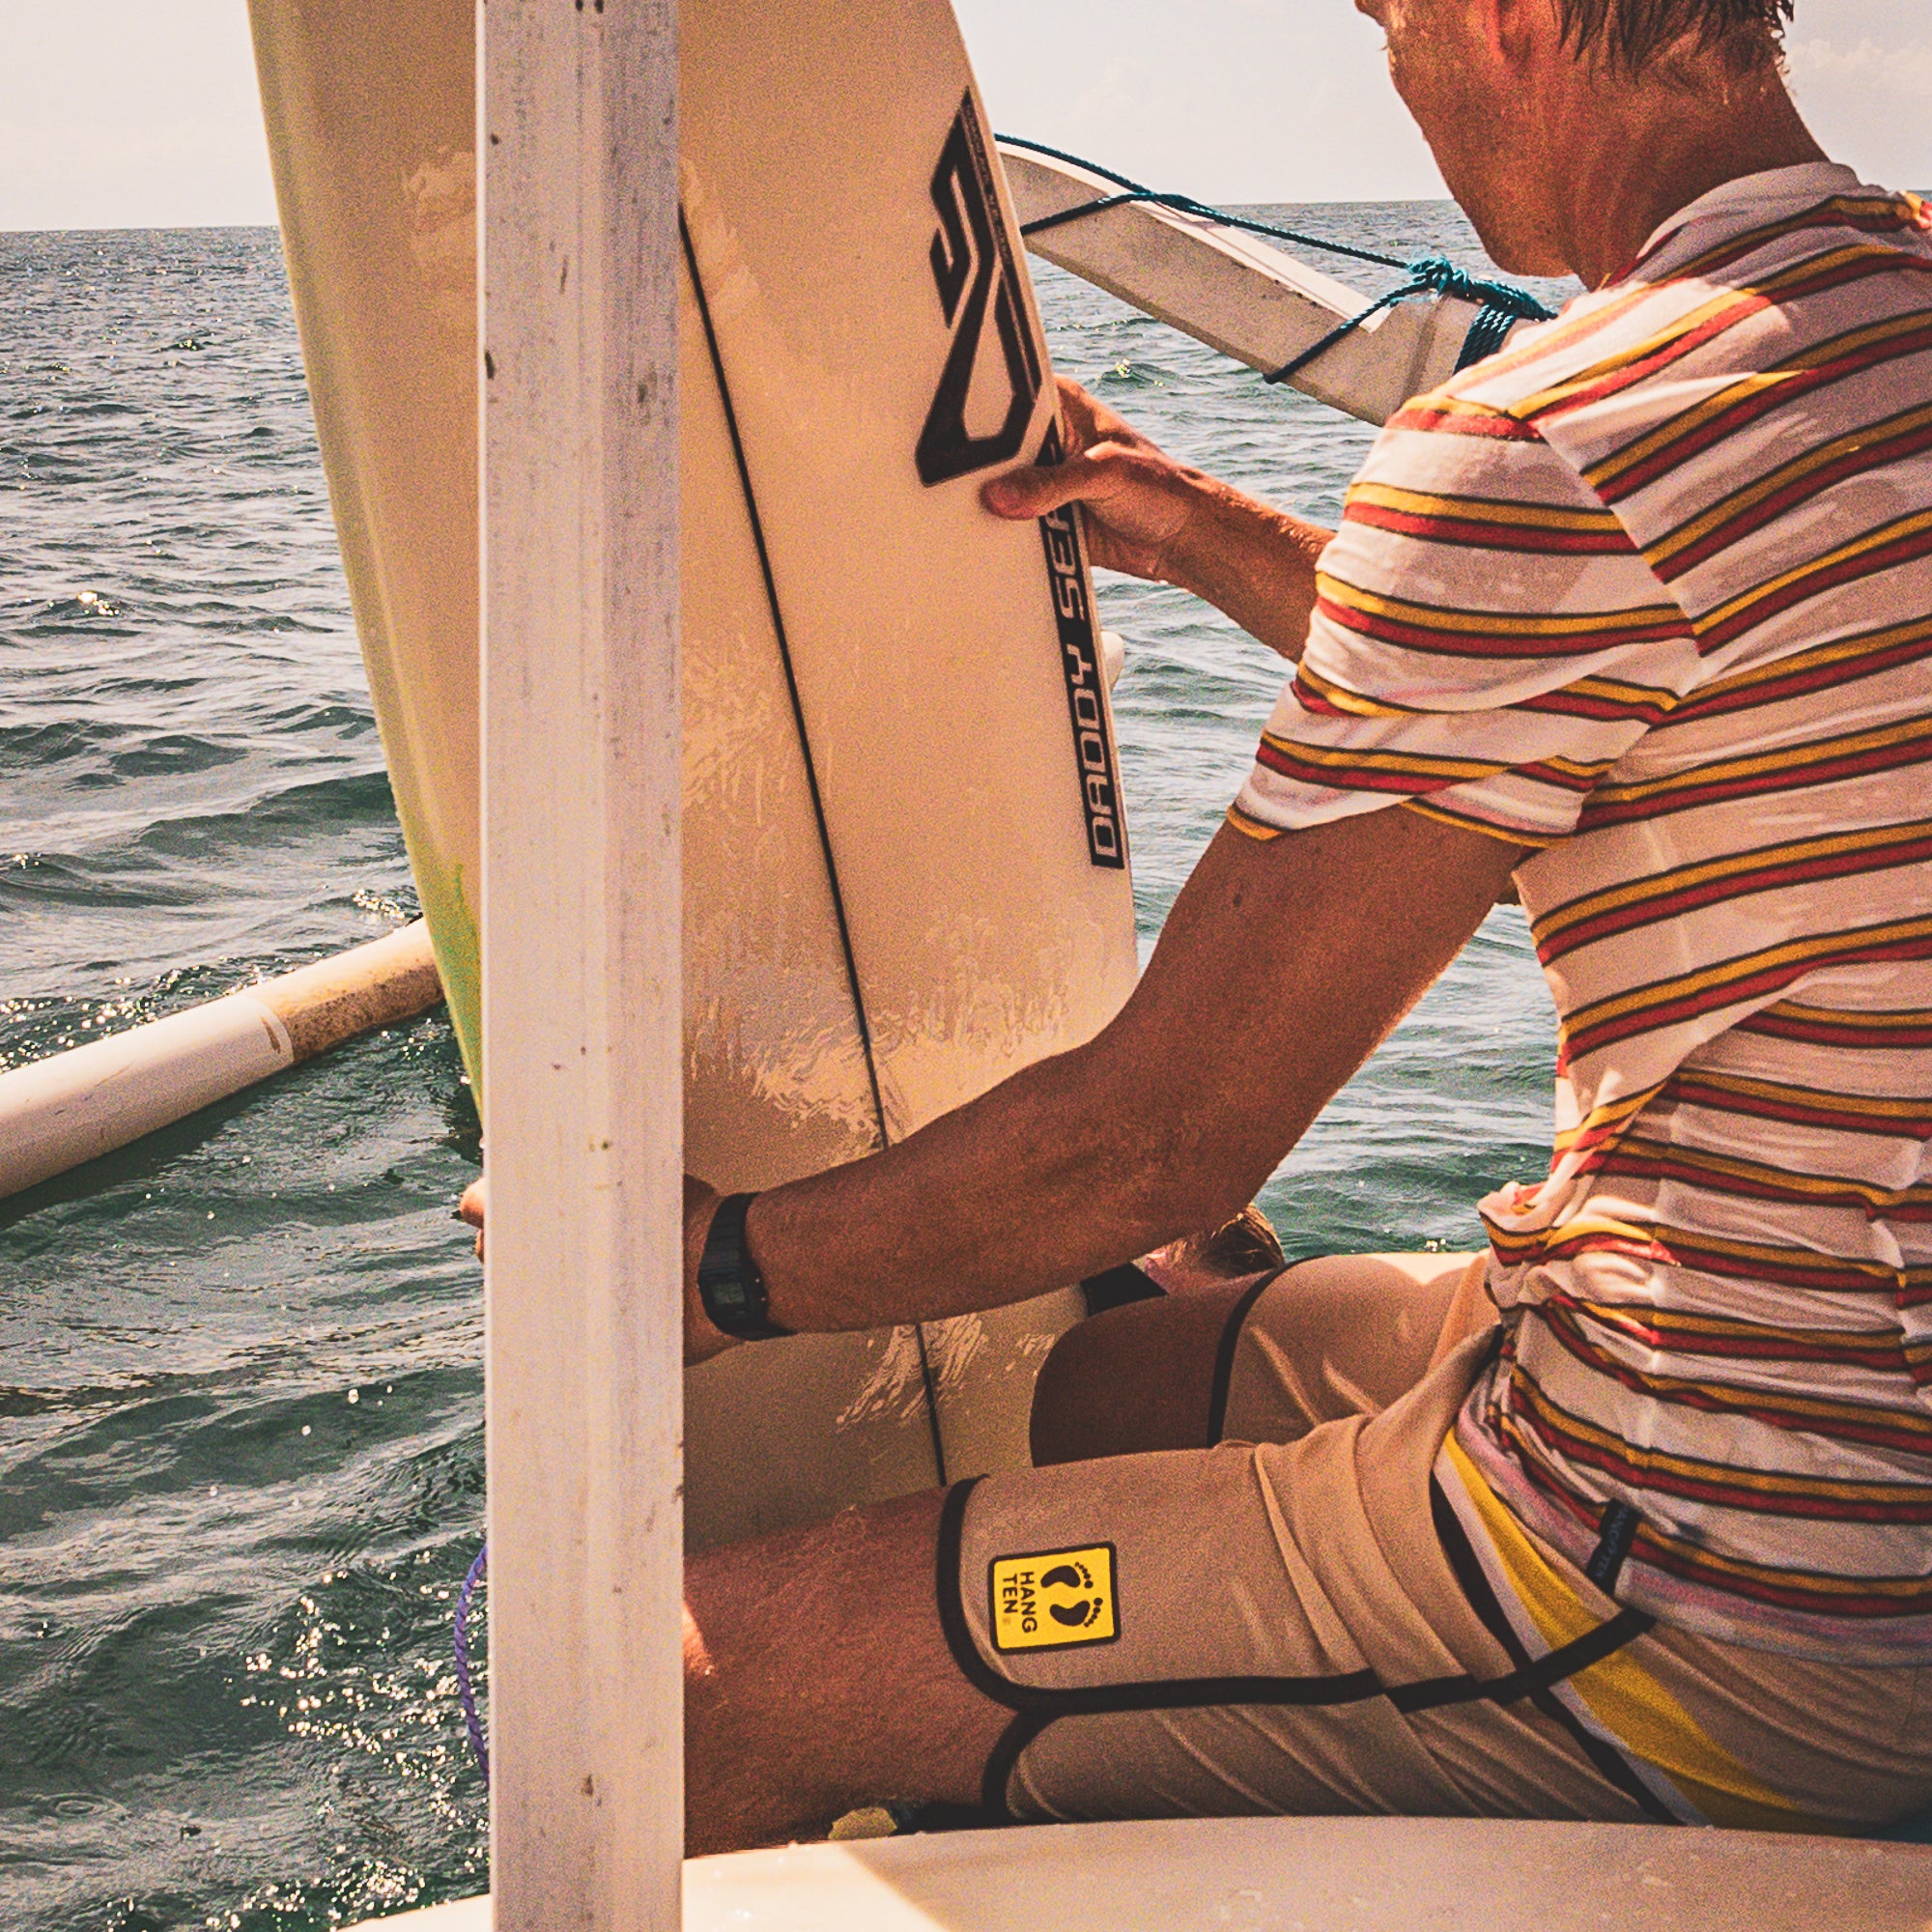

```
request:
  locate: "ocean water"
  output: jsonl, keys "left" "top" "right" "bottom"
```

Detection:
{"left": 1, "top": 210, "right": 1569, "bottom": 1927}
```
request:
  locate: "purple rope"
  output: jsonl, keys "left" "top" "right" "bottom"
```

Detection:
{"left": 454, "top": 1540, "right": 489, "bottom": 1784}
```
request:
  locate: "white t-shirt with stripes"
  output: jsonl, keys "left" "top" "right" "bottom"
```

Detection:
{"left": 1234, "top": 163, "right": 1932, "bottom": 1662}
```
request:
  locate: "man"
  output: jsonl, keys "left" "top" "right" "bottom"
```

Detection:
{"left": 489, "top": 0, "right": 1932, "bottom": 1847}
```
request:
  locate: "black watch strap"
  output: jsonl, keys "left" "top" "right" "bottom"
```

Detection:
{"left": 696, "top": 1192, "right": 790, "bottom": 1341}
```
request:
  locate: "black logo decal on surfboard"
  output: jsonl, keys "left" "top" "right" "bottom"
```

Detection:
{"left": 1037, "top": 425, "right": 1126, "bottom": 870}
{"left": 916, "top": 96, "right": 1043, "bottom": 486}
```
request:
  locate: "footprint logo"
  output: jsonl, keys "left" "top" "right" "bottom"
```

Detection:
{"left": 989, "top": 1545, "right": 1117, "bottom": 1652}
{"left": 1039, "top": 1561, "right": 1103, "bottom": 1629}
{"left": 1048, "top": 1597, "right": 1104, "bottom": 1628}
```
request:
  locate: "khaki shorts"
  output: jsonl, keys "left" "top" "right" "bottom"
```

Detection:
{"left": 941, "top": 1259, "right": 1932, "bottom": 1830}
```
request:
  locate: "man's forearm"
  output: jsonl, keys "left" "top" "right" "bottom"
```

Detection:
{"left": 737, "top": 830, "right": 1299, "bottom": 1340}
{"left": 721, "top": 810, "right": 1522, "bottom": 1348}
{"left": 744, "top": 1030, "right": 1217, "bottom": 1337}
{"left": 1164, "top": 477, "right": 1332, "bottom": 660}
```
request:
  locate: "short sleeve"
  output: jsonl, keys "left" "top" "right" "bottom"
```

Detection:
{"left": 1230, "top": 397, "right": 1700, "bottom": 848}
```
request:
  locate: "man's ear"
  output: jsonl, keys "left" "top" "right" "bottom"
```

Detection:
{"left": 1489, "top": 0, "right": 1560, "bottom": 71}
{"left": 1452, "top": 0, "right": 1503, "bottom": 63}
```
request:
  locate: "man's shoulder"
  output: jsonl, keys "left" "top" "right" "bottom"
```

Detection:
{"left": 1638, "top": 162, "right": 1932, "bottom": 290}
{"left": 1364, "top": 281, "right": 1714, "bottom": 493}
{"left": 1376, "top": 178, "right": 1932, "bottom": 526}
{"left": 1384, "top": 170, "right": 1932, "bottom": 509}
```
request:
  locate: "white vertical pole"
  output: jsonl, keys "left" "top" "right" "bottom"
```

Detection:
{"left": 479, "top": 0, "right": 681, "bottom": 1926}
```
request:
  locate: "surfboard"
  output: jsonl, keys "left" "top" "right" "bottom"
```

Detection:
{"left": 247, "top": 0, "right": 1139, "bottom": 1547}
{"left": 247, "top": 0, "right": 483, "bottom": 1073}
{"left": 998, "top": 141, "right": 1526, "bottom": 427}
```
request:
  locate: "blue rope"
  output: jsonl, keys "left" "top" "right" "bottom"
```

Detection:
{"left": 1268, "top": 255, "right": 1551, "bottom": 386}
{"left": 1456, "top": 298, "right": 1528, "bottom": 371}
{"left": 997, "top": 133, "right": 1553, "bottom": 384}
{"left": 454, "top": 1539, "right": 489, "bottom": 1785}
{"left": 1002, "top": 133, "right": 1419, "bottom": 271}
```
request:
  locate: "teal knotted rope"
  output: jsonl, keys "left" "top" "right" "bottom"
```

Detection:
{"left": 998, "top": 134, "right": 1553, "bottom": 384}
{"left": 1268, "top": 253, "right": 1552, "bottom": 384}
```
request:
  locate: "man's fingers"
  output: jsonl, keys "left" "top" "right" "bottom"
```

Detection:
{"left": 1055, "top": 374, "right": 1133, "bottom": 449}
{"left": 1053, "top": 374, "right": 1107, "bottom": 443}
{"left": 459, "top": 1177, "right": 487, "bottom": 1263}
{"left": 981, "top": 450, "right": 1113, "bottom": 521}
{"left": 980, "top": 464, "right": 1054, "bottom": 519}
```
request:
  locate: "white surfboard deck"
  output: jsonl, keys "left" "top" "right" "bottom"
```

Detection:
{"left": 348, "top": 1815, "right": 1932, "bottom": 1932}
{"left": 249, "top": 0, "right": 1138, "bottom": 1547}
{"left": 678, "top": 0, "right": 1138, "bottom": 1544}
{"left": 998, "top": 141, "right": 1523, "bottom": 427}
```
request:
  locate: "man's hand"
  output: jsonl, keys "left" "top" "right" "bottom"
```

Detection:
{"left": 981, "top": 376, "right": 1334, "bottom": 659}
{"left": 459, "top": 1177, "right": 486, "bottom": 1260}
{"left": 982, "top": 377, "right": 1207, "bottom": 582}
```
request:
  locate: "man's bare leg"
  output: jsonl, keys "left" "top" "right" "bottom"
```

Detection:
{"left": 684, "top": 1490, "right": 1009, "bottom": 1855}
{"left": 686, "top": 1251, "right": 1490, "bottom": 1853}
{"left": 685, "top": 1280, "right": 1257, "bottom": 1850}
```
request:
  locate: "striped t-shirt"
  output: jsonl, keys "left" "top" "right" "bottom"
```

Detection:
{"left": 1232, "top": 163, "right": 1932, "bottom": 1663}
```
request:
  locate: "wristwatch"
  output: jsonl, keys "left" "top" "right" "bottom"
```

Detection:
{"left": 696, "top": 1192, "right": 790, "bottom": 1341}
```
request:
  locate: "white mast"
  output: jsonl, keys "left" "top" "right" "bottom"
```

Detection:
{"left": 480, "top": 2, "right": 683, "bottom": 1927}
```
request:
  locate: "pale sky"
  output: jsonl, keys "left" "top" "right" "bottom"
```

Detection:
{"left": 0, "top": 0, "right": 1925, "bottom": 231}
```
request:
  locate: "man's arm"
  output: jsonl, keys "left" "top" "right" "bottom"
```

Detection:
{"left": 690, "top": 804, "right": 1524, "bottom": 1358}
{"left": 985, "top": 379, "right": 1332, "bottom": 661}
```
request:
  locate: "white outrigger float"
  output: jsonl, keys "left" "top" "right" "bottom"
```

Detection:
{"left": 6, "top": 0, "right": 1929, "bottom": 1921}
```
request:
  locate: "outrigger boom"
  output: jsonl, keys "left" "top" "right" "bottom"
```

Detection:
{"left": 0, "top": 922, "right": 441, "bottom": 1201}
{"left": 999, "top": 141, "right": 1528, "bottom": 426}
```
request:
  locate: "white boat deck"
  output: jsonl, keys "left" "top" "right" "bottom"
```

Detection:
{"left": 369, "top": 1816, "right": 1932, "bottom": 1931}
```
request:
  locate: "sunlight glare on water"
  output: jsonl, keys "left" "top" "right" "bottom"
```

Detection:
{"left": 0, "top": 211, "right": 1564, "bottom": 1927}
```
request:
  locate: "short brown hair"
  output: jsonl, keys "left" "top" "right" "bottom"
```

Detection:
{"left": 1555, "top": 0, "right": 1792, "bottom": 72}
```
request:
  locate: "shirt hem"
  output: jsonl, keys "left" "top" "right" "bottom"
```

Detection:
{"left": 1454, "top": 1389, "right": 1932, "bottom": 1668}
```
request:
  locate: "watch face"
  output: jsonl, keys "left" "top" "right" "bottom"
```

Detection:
{"left": 699, "top": 1193, "right": 780, "bottom": 1338}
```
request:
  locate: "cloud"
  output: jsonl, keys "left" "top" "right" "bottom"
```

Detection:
{"left": 0, "top": 114, "right": 275, "bottom": 232}
{"left": 0, "top": 0, "right": 276, "bottom": 230}
{"left": 1783, "top": 33, "right": 1932, "bottom": 187}
{"left": 1787, "top": 35, "right": 1932, "bottom": 101}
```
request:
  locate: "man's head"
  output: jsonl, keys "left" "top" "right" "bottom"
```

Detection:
{"left": 1354, "top": 0, "right": 1818, "bottom": 286}
{"left": 1533, "top": 0, "right": 1791, "bottom": 74}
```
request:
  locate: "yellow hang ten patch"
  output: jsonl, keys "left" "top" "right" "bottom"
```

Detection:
{"left": 989, "top": 1544, "right": 1120, "bottom": 1652}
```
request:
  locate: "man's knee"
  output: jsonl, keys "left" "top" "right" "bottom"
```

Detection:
{"left": 1031, "top": 1280, "right": 1257, "bottom": 1465}
{"left": 1033, "top": 1248, "right": 1487, "bottom": 1465}
{"left": 1031, "top": 1310, "right": 1117, "bottom": 1465}
{"left": 1031, "top": 1207, "right": 1290, "bottom": 1466}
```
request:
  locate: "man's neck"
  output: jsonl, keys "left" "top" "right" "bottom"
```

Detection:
{"left": 1541, "top": 62, "right": 1829, "bottom": 289}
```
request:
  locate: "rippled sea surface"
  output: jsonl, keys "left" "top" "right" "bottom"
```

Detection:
{"left": 1, "top": 210, "right": 1570, "bottom": 1927}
